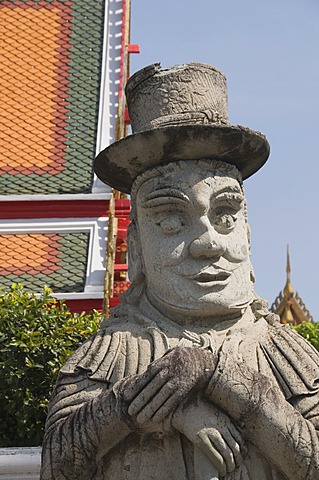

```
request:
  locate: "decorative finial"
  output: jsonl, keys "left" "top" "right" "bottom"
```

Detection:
{"left": 284, "top": 244, "right": 294, "bottom": 298}
{"left": 286, "top": 245, "right": 291, "bottom": 280}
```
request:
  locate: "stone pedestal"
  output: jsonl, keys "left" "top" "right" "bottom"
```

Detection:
{"left": 0, "top": 448, "right": 41, "bottom": 480}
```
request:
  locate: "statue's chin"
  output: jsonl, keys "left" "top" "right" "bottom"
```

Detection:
{"left": 146, "top": 289, "right": 253, "bottom": 325}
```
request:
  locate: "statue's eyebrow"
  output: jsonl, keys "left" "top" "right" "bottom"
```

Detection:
{"left": 142, "top": 188, "right": 190, "bottom": 208}
{"left": 213, "top": 186, "right": 244, "bottom": 204}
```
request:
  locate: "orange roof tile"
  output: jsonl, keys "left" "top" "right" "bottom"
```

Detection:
{"left": 0, "top": 5, "right": 68, "bottom": 175}
{"left": 1, "top": 233, "right": 62, "bottom": 275}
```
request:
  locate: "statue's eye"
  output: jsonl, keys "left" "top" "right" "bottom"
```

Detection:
{"left": 156, "top": 215, "right": 185, "bottom": 234}
{"left": 214, "top": 213, "right": 237, "bottom": 232}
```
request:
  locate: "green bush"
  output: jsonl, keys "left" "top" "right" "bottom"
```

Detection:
{"left": 293, "top": 321, "right": 319, "bottom": 352}
{"left": 0, "top": 284, "right": 101, "bottom": 447}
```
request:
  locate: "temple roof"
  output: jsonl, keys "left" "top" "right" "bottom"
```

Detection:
{"left": 0, "top": 0, "right": 127, "bottom": 308}
{"left": 270, "top": 246, "right": 314, "bottom": 325}
{"left": 0, "top": 0, "right": 105, "bottom": 195}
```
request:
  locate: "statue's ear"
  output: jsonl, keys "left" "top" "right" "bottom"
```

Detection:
{"left": 127, "top": 221, "right": 145, "bottom": 283}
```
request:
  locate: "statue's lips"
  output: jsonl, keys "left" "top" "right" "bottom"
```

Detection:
{"left": 186, "top": 270, "right": 231, "bottom": 284}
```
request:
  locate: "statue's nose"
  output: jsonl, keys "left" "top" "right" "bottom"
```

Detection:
{"left": 189, "top": 222, "right": 226, "bottom": 259}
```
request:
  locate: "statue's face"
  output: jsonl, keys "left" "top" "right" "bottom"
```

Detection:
{"left": 136, "top": 163, "right": 253, "bottom": 320}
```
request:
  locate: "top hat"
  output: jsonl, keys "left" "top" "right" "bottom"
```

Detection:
{"left": 94, "top": 62, "right": 270, "bottom": 193}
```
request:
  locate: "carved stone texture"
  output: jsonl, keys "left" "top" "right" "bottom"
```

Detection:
{"left": 125, "top": 62, "right": 229, "bottom": 132}
{"left": 41, "top": 63, "right": 319, "bottom": 480}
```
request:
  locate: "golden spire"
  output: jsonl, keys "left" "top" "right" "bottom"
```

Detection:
{"left": 271, "top": 245, "right": 314, "bottom": 325}
{"left": 283, "top": 245, "right": 294, "bottom": 298}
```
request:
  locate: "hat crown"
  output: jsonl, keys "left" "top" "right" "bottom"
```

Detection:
{"left": 125, "top": 62, "right": 229, "bottom": 133}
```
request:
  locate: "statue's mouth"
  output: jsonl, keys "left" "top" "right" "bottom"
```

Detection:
{"left": 188, "top": 270, "right": 231, "bottom": 284}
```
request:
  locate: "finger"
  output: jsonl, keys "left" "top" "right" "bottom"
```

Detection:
{"left": 196, "top": 430, "right": 227, "bottom": 476}
{"left": 123, "top": 375, "right": 149, "bottom": 402}
{"left": 136, "top": 383, "right": 174, "bottom": 424}
{"left": 226, "top": 425, "right": 247, "bottom": 461}
{"left": 123, "top": 364, "right": 162, "bottom": 401}
{"left": 206, "top": 431, "right": 236, "bottom": 473}
{"left": 224, "top": 432, "right": 243, "bottom": 468}
{"left": 215, "top": 427, "right": 244, "bottom": 468}
{"left": 128, "top": 369, "right": 170, "bottom": 416}
{"left": 151, "top": 389, "right": 183, "bottom": 422}
{"left": 227, "top": 423, "right": 241, "bottom": 443}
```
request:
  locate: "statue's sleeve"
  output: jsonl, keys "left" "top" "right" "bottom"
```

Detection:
{"left": 206, "top": 323, "right": 319, "bottom": 479}
{"left": 40, "top": 331, "right": 132, "bottom": 480}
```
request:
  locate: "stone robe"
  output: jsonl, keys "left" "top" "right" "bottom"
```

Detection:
{"left": 40, "top": 297, "right": 319, "bottom": 479}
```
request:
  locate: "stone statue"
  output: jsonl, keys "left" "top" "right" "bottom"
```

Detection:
{"left": 40, "top": 63, "right": 319, "bottom": 480}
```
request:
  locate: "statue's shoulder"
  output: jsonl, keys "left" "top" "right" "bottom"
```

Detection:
{"left": 261, "top": 313, "right": 319, "bottom": 398}
{"left": 58, "top": 307, "right": 168, "bottom": 384}
{"left": 264, "top": 312, "right": 319, "bottom": 355}
{"left": 250, "top": 299, "right": 319, "bottom": 359}
{"left": 59, "top": 314, "right": 145, "bottom": 375}
{"left": 239, "top": 300, "right": 319, "bottom": 398}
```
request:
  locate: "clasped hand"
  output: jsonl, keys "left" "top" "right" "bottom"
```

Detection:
{"left": 117, "top": 346, "right": 245, "bottom": 476}
{"left": 174, "top": 396, "right": 246, "bottom": 476}
{"left": 120, "top": 346, "right": 214, "bottom": 424}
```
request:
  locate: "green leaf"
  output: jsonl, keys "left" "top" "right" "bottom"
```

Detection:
{"left": 292, "top": 322, "right": 319, "bottom": 351}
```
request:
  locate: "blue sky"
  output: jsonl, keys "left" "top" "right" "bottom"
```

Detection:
{"left": 130, "top": 0, "right": 319, "bottom": 318}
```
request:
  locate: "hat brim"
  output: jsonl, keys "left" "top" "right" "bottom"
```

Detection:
{"left": 94, "top": 124, "right": 270, "bottom": 193}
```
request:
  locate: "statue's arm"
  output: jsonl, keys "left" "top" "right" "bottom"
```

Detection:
{"left": 40, "top": 374, "right": 131, "bottom": 480}
{"left": 206, "top": 353, "right": 319, "bottom": 479}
